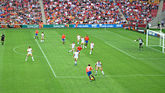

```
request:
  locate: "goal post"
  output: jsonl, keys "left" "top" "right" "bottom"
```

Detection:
{"left": 146, "top": 29, "right": 165, "bottom": 53}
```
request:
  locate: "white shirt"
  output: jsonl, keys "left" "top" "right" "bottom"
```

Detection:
{"left": 90, "top": 43, "right": 94, "bottom": 48}
{"left": 41, "top": 33, "right": 44, "bottom": 37}
{"left": 81, "top": 38, "right": 85, "bottom": 43}
{"left": 27, "top": 48, "right": 32, "bottom": 54}
{"left": 74, "top": 52, "right": 79, "bottom": 58}
{"left": 96, "top": 61, "right": 102, "bottom": 67}
{"left": 72, "top": 43, "right": 75, "bottom": 48}
{"left": 77, "top": 35, "right": 80, "bottom": 40}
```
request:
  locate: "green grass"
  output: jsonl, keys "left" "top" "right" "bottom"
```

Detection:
{"left": 0, "top": 28, "right": 165, "bottom": 93}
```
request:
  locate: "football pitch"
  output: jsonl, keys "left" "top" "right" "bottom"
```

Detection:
{"left": 0, "top": 28, "right": 165, "bottom": 93}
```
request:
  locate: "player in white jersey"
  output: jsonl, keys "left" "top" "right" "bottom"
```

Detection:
{"left": 25, "top": 46, "right": 34, "bottom": 61}
{"left": 68, "top": 42, "right": 75, "bottom": 53}
{"left": 73, "top": 50, "right": 79, "bottom": 65}
{"left": 41, "top": 32, "right": 44, "bottom": 42}
{"left": 95, "top": 60, "right": 104, "bottom": 76}
{"left": 77, "top": 34, "right": 80, "bottom": 44}
{"left": 81, "top": 37, "right": 85, "bottom": 48}
{"left": 90, "top": 42, "right": 94, "bottom": 55}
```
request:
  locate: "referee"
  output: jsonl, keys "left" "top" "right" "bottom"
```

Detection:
{"left": 1, "top": 33, "right": 5, "bottom": 45}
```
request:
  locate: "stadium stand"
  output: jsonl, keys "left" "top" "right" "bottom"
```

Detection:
{"left": 0, "top": 0, "right": 160, "bottom": 25}
{"left": 43, "top": 0, "right": 125, "bottom": 24}
{"left": 162, "top": 1, "right": 165, "bottom": 11}
{"left": 116, "top": 0, "right": 159, "bottom": 25}
{"left": 0, "top": 0, "right": 42, "bottom": 25}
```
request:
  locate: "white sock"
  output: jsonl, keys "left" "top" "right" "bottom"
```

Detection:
{"left": 75, "top": 61, "right": 77, "bottom": 64}
{"left": 25, "top": 56, "right": 28, "bottom": 61}
{"left": 90, "top": 50, "right": 92, "bottom": 54}
{"left": 69, "top": 50, "right": 72, "bottom": 52}
{"left": 102, "top": 71, "right": 104, "bottom": 75}
{"left": 32, "top": 56, "right": 34, "bottom": 61}
{"left": 78, "top": 42, "right": 79, "bottom": 44}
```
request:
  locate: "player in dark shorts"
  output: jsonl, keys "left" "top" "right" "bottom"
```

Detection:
{"left": 1, "top": 33, "right": 5, "bottom": 45}
{"left": 135, "top": 37, "right": 144, "bottom": 50}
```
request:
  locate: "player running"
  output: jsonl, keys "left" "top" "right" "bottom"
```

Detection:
{"left": 1, "top": 33, "right": 5, "bottom": 45}
{"left": 95, "top": 60, "right": 104, "bottom": 76}
{"left": 73, "top": 50, "right": 79, "bottom": 65}
{"left": 77, "top": 34, "right": 80, "bottom": 44}
{"left": 77, "top": 45, "right": 82, "bottom": 53}
{"left": 85, "top": 35, "right": 89, "bottom": 48}
{"left": 81, "top": 37, "right": 85, "bottom": 48}
{"left": 134, "top": 37, "right": 144, "bottom": 50}
{"left": 68, "top": 42, "right": 75, "bottom": 53}
{"left": 90, "top": 42, "right": 94, "bottom": 55}
{"left": 35, "top": 30, "right": 39, "bottom": 39}
{"left": 62, "top": 34, "right": 65, "bottom": 44}
{"left": 25, "top": 46, "right": 34, "bottom": 61}
{"left": 41, "top": 32, "right": 44, "bottom": 42}
{"left": 86, "top": 64, "right": 95, "bottom": 81}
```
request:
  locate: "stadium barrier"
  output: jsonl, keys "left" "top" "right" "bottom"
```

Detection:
{"left": 123, "top": 24, "right": 147, "bottom": 33}
{"left": 0, "top": 24, "right": 123, "bottom": 28}
{"left": 21, "top": 25, "right": 39, "bottom": 28}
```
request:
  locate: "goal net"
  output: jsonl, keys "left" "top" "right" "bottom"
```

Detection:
{"left": 146, "top": 29, "right": 165, "bottom": 53}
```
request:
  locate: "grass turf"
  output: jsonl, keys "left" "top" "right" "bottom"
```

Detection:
{"left": 0, "top": 28, "right": 165, "bottom": 93}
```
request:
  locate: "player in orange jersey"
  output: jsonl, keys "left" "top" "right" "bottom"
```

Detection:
{"left": 85, "top": 35, "right": 89, "bottom": 48}
{"left": 77, "top": 45, "right": 82, "bottom": 53}
{"left": 62, "top": 34, "right": 65, "bottom": 44}
{"left": 35, "top": 30, "right": 39, "bottom": 39}
{"left": 86, "top": 64, "right": 95, "bottom": 81}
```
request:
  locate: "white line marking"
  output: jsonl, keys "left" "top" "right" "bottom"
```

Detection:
{"left": 13, "top": 46, "right": 25, "bottom": 55}
{"left": 56, "top": 74, "right": 165, "bottom": 79}
{"left": 95, "top": 31, "right": 165, "bottom": 59}
{"left": 109, "top": 31, "right": 162, "bottom": 53}
{"left": 35, "top": 39, "right": 57, "bottom": 78}
{"left": 104, "top": 41, "right": 137, "bottom": 59}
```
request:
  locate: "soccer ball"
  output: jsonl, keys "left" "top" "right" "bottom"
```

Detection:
{"left": 91, "top": 77, "right": 94, "bottom": 80}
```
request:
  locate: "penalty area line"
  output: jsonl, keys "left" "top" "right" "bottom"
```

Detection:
{"left": 56, "top": 74, "right": 165, "bottom": 79}
{"left": 35, "top": 39, "right": 57, "bottom": 78}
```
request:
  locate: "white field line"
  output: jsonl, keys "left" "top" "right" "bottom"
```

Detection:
{"left": 13, "top": 45, "right": 42, "bottom": 57}
{"left": 96, "top": 30, "right": 164, "bottom": 59}
{"left": 56, "top": 74, "right": 165, "bottom": 79}
{"left": 109, "top": 31, "right": 161, "bottom": 53}
{"left": 13, "top": 46, "right": 25, "bottom": 55}
{"left": 104, "top": 41, "right": 137, "bottom": 59}
{"left": 35, "top": 39, "right": 57, "bottom": 78}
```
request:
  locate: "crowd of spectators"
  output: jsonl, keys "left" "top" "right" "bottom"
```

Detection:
{"left": 162, "top": 1, "right": 165, "bottom": 11}
{"left": 0, "top": 0, "right": 160, "bottom": 25}
{"left": 43, "top": 0, "right": 125, "bottom": 24}
{"left": 116, "top": 0, "right": 159, "bottom": 25}
{"left": 0, "top": 0, "right": 42, "bottom": 25}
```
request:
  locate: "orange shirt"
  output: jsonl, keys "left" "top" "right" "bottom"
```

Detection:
{"left": 85, "top": 36, "right": 89, "bottom": 41}
{"left": 77, "top": 46, "right": 82, "bottom": 51}
{"left": 35, "top": 30, "right": 39, "bottom": 34}
{"left": 86, "top": 66, "right": 93, "bottom": 72}
{"left": 62, "top": 35, "right": 65, "bottom": 39}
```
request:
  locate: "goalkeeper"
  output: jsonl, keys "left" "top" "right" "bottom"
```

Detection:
{"left": 134, "top": 37, "right": 144, "bottom": 50}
